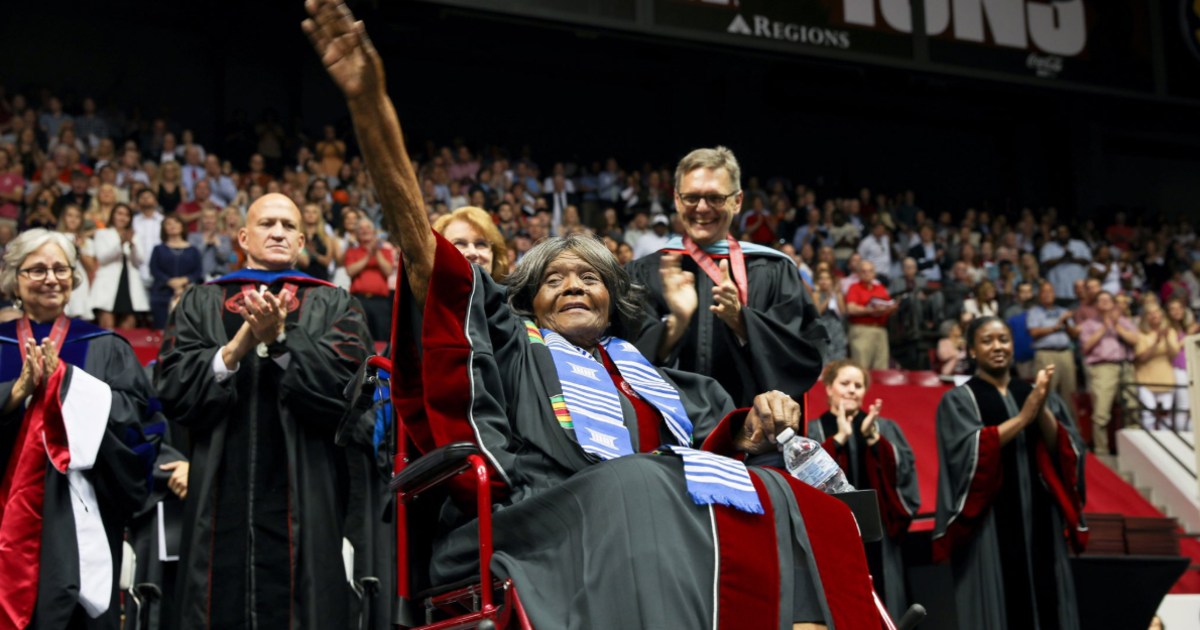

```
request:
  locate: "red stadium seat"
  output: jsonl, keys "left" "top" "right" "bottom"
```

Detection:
{"left": 115, "top": 328, "right": 163, "bottom": 366}
{"left": 870, "top": 369, "right": 908, "bottom": 386}
{"left": 907, "top": 371, "right": 944, "bottom": 387}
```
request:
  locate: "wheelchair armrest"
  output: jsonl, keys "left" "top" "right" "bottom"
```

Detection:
{"left": 389, "top": 441, "right": 480, "bottom": 499}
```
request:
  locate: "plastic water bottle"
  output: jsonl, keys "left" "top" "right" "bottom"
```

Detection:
{"left": 775, "top": 428, "right": 855, "bottom": 494}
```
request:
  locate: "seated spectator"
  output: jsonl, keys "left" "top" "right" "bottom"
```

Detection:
{"left": 203, "top": 154, "right": 238, "bottom": 207}
{"left": 908, "top": 223, "right": 945, "bottom": 286}
{"left": 148, "top": 214, "right": 203, "bottom": 328}
{"left": 839, "top": 253, "right": 862, "bottom": 294}
{"left": 188, "top": 208, "right": 236, "bottom": 280}
{"left": 813, "top": 268, "right": 848, "bottom": 360}
{"left": 963, "top": 279, "right": 1001, "bottom": 320}
{"left": 90, "top": 203, "right": 149, "bottom": 329}
{"left": 1134, "top": 302, "right": 1182, "bottom": 429}
{"left": 1079, "top": 291, "right": 1138, "bottom": 452}
{"left": 624, "top": 209, "right": 650, "bottom": 252}
{"left": 738, "top": 195, "right": 775, "bottom": 245}
{"left": 344, "top": 218, "right": 396, "bottom": 341}
{"left": 221, "top": 206, "right": 247, "bottom": 269}
{"left": 846, "top": 260, "right": 896, "bottom": 370}
{"left": 177, "top": 178, "right": 220, "bottom": 231}
{"left": 615, "top": 241, "right": 634, "bottom": 265}
{"left": 936, "top": 320, "right": 969, "bottom": 376}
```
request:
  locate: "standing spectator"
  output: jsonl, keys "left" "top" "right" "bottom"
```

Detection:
{"left": 595, "top": 206, "right": 623, "bottom": 243}
{"left": 297, "top": 202, "right": 337, "bottom": 282}
{"left": 203, "top": 154, "right": 238, "bottom": 207}
{"left": 738, "top": 195, "right": 775, "bottom": 245}
{"left": 623, "top": 210, "right": 650, "bottom": 252}
{"left": 344, "top": 218, "right": 396, "bottom": 341}
{"left": 857, "top": 221, "right": 893, "bottom": 285}
{"left": 846, "top": 260, "right": 897, "bottom": 370}
{"left": 90, "top": 203, "right": 148, "bottom": 329}
{"left": 936, "top": 321, "right": 969, "bottom": 376}
{"left": 1105, "top": 212, "right": 1136, "bottom": 251}
{"left": 792, "top": 207, "right": 831, "bottom": 251}
{"left": 57, "top": 203, "right": 96, "bottom": 320}
{"left": 132, "top": 188, "right": 165, "bottom": 286}
{"left": 1079, "top": 291, "right": 1138, "bottom": 452}
{"left": 37, "top": 96, "right": 72, "bottom": 138}
{"left": 176, "top": 178, "right": 218, "bottom": 231}
{"left": 1027, "top": 280, "right": 1079, "bottom": 413}
{"left": 633, "top": 214, "right": 671, "bottom": 259}
{"left": 1166, "top": 296, "right": 1198, "bottom": 430}
{"left": 188, "top": 208, "right": 236, "bottom": 280}
{"left": 1073, "top": 277, "right": 1102, "bottom": 323}
{"left": 0, "top": 148, "right": 23, "bottom": 223}
{"left": 54, "top": 170, "right": 91, "bottom": 214}
{"left": 1134, "top": 302, "right": 1182, "bottom": 429}
{"left": 1091, "top": 244, "right": 1121, "bottom": 295}
{"left": 315, "top": 124, "right": 346, "bottom": 177}
{"left": 73, "top": 96, "right": 110, "bottom": 146}
{"left": 87, "top": 183, "right": 121, "bottom": 227}
{"left": 148, "top": 214, "right": 204, "bottom": 328}
{"left": 1040, "top": 225, "right": 1092, "bottom": 304}
{"left": 432, "top": 206, "right": 509, "bottom": 281}
{"left": 157, "top": 160, "right": 185, "bottom": 212}
{"left": 814, "top": 267, "right": 848, "bottom": 360}
{"left": 963, "top": 280, "right": 1001, "bottom": 320}
{"left": 179, "top": 146, "right": 207, "bottom": 200}
{"left": 25, "top": 187, "right": 59, "bottom": 230}
{"left": 908, "top": 223, "right": 945, "bottom": 285}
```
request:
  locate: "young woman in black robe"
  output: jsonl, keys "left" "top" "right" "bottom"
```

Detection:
{"left": 933, "top": 316, "right": 1087, "bottom": 630}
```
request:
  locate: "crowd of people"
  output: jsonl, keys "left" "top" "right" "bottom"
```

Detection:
{"left": 0, "top": 2, "right": 1192, "bottom": 628}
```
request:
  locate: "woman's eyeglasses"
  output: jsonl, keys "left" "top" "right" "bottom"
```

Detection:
{"left": 19, "top": 266, "right": 73, "bottom": 282}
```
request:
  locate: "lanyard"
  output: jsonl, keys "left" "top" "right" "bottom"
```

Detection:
{"left": 682, "top": 235, "right": 748, "bottom": 305}
{"left": 16, "top": 315, "right": 70, "bottom": 363}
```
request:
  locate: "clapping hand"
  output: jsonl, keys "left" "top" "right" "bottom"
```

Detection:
{"left": 302, "top": 0, "right": 384, "bottom": 100}
{"left": 11, "top": 338, "right": 60, "bottom": 403}
{"left": 861, "top": 399, "right": 882, "bottom": 441}
{"left": 241, "top": 288, "right": 290, "bottom": 345}
{"left": 659, "top": 253, "right": 697, "bottom": 323}
{"left": 833, "top": 399, "right": 854, "bottom": 445}
{"left": 1020, "top": 365, "right": 1055, "bottom": 425}
{"left": 711, "top": 259, "right": 745, "bottom": 339}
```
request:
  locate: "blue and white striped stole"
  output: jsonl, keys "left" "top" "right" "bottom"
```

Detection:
{"left": 540, "top": 329, "right": 763, "bottom": 514}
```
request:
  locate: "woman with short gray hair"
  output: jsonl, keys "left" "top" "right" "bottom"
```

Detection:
{"left": 0, "top": 228, "right": 154, "bottom": 628}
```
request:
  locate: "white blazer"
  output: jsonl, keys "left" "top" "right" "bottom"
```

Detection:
{"left": 88, "top": 228, "right": 149, "bottom": 313}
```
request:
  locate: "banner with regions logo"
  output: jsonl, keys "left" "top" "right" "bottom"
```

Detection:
{"left": 652, "top": 0, "right": 915, "bottom": 60}
{"left": 917, "top": 0, "right": 1155, "bottom": 91}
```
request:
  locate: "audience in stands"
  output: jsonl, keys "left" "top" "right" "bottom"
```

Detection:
{"left": 1135, "top": 302, "right": 1182, "bottom": 430}
{"left": 0, "top": 85, "right": 1197, "bottom": 452}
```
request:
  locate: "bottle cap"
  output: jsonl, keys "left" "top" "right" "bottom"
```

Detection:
{"left": 775, "top": 428, "right": 795, "bottom": 443}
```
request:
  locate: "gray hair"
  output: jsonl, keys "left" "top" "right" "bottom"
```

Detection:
{"left": 0, "top": 228, "right": 82, "bottom": 298}
{"left": 506, "top": 235, "right": 646, "bottom": 339}
{"left": 674, "top": 146, "right": 742, "bottom": 192}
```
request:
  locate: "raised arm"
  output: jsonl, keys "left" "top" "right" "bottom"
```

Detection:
{"left": 303, "top": 0, "right": 433, "bottom": 304}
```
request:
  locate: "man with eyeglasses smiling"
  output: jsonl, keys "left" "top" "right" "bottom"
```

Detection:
{"left": 628, "top": 146, "right": 828, "bottom": 414}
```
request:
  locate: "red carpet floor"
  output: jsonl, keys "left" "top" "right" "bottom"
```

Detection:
{"left": 810, "top": 377, "right": 1200, "bottom": 593}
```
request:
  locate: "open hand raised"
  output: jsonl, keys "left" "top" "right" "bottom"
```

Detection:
{"left": 302, "top": 0, "right": 384, "bottom": 99}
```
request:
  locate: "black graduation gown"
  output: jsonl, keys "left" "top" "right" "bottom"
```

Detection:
{"left": 392, "top": 231, "right": 887, "bottom": 630}
{"left": 806, "top": 412, "right": 919, "bottom": 619}
{"left": 155, "top": 274, "right": 371, "bottom": 630}
{"left": 0, "top": 320, "right": 152, "bottom": 630}
{"left": 627, "top": 246, "right": 827, "bottom": 408}
{"left": 932, "top": 378, "right": 1087, "bottom": 630}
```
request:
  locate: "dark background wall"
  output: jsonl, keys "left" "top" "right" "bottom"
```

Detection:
{"left": 4, "top": 0, "right": 1200, "bottom": 222}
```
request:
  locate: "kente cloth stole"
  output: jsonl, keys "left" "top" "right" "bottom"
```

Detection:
{"left": 529, "top": 324, "right": 762, "bottom": 514}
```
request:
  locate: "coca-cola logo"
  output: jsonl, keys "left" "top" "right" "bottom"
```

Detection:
{"left": 1026, "top": 52, "right": 1064, "bottom": 78}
